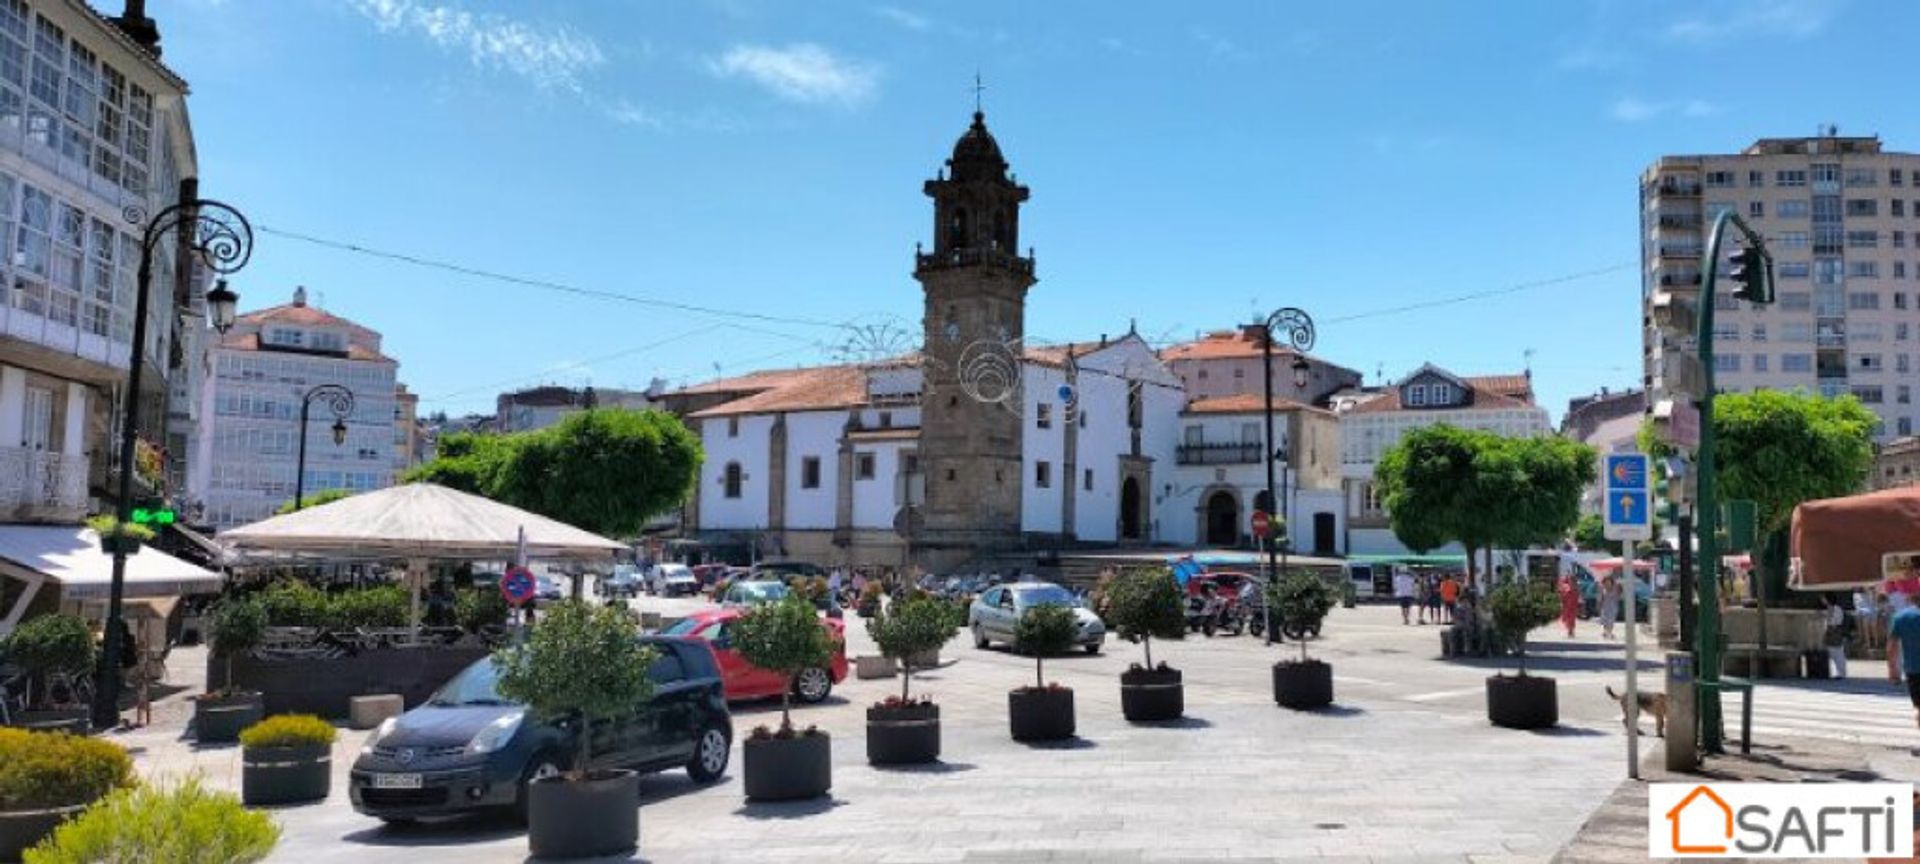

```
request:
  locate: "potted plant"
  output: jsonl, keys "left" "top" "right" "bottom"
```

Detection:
{"left": 492, "top": 601, "right": 655, "bottom": 859}
{"left": 197, "top": 599, "right": 266, "bottom": 744}
{"left": 732, "top": 592, "right": 835, "bottom": 801}
{"left": 23, "top": 776, "right": 278, "bottom": 863}
{"left": 864, "top": 595, "right": 955, "bottom": 765}
{"left": 239, "top": 714, "right": 336, "bottom": 806}
{"left": 1, "top": 614, "right": 95, "bottom": 733}
{"left": 1107, "top": 568, "right": 1187, "bottom": 722}
{"left": 1269, "top": 572, "right": 1336, "bottom": 710}
{"left": 0, "top": 729, "right": 133, "bottom": 860}
{"left": 85, "top": 515, "right": 153, "bottom": 557}
{"left": 1008, "top": 603, "right": 1078, "bottom": 742}
{"left": 856, "top": 581, "right": 883, "bottom": 618}
{"left": 1484, "top": 580, "right": 1563, "bottom": 730}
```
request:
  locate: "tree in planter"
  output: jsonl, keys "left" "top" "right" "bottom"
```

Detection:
{"left": 1485, "top": 580, "right": 1561, "bottom": 676}
{"left": 492, "top": 601, "right": 656, "bottom": 778}
{"left": 1012, "top": 603, "right": 1078, "bottom": 690}
{"left": 867, "top": 596, "right": 957, "bottom": 704}
{"left": 1105, "top": 568, "right": 1185, "bottom": 670}
{"left": 3, "top": 615, "right": 95, "bottom": 709}
{"left": 1269, "top": 573, "right": 1335, "bottom": 665}
{"left": 731, "top": 592, "right": 834, "bottom": 732}
{"left": 208, "top": 599, "right": 266, "bottom": 696}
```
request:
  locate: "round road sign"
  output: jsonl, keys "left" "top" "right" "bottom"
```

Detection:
{"left": 502, "top": 565, "right": 537, "bottom": 606}
{"left": 1251, "top": 510, "right": 1271, "bottom": 539}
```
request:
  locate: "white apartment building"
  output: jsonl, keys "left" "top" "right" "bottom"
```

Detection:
{"left": 1338, "top": 365, "right": 1551, "bottom": 556}
{"left": 1168, "top": 394, "right": 1345, "bottom": 556}
{"left": 1643, "top": 133, "right": 1920, "bottom": 439}
{"left": 192, "top": 287, "right": 402, "bottom": 530}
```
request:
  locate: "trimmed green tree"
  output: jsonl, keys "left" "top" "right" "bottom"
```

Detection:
{"left": 2, "top": 615, "right": 94, "bottom": 708}
{"left": 1485, "top": 580, "right": 1561, "bottom": 676}
{"left": 492, "top": 601, "right": 656, "bottom": 777}
{"left": 866, "top": 595, "right": 956, "bottom": 703}
{"left": 1269, "top": 572, "right": 1336, "bottom": 663}
{"left": 209, "top": 599, "right": 266, "bottom": 695}
{"left": 1105, "top": 568, "right": 1185, "bottom": 669}
{"left": 732, "top": 592, "right": 834, "bottom": 731}
{"left": 1012, "top": 603, "right": 1078, "bottom": 689}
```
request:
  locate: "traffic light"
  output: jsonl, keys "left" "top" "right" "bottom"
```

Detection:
{"left": 1727, "top": 245, "right": 1773, "bottom": 304}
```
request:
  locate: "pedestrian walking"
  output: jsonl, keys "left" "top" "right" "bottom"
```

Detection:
{"left": 1884, "top": 594, "right": 1920, "bottom": 732}
{"left": 1823, "top": 594, "right": 1852, "bottom": 678}
{"left": 1597, "top": 574, "right": 1621, "bottom": 640}
{"left": 1393, "top": 568, "right": 1416, "bottom": 625}
{"left": 1415, "top": 575, "right": 1432, "bottom": 625}
{"left": 1557, "top": 575, "right": 1580, "bottom": 638}
{"left": 1439, "top": 574, "right": 1460, "bottom": 625}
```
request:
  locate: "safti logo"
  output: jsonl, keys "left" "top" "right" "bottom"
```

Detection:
{"left": 1649, "top": 783, "right": 1913, "bottom": 858}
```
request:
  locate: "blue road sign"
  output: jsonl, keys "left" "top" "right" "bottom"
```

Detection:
{"left": 1602, "top": 452, "right": 1653, "bottom": 542}
{"left": 1605, "top": 454, "right": 1648, "bottom": 491}
{"left": 1608, "top": 490, "right": 1649, "bottom": 527}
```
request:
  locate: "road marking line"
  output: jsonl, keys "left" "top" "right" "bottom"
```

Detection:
{"left": 1404, "top": 686, "right": 1484, "bottom": 702}
{"left": 1334, "top": 675, "right": 1392, "bottom": 687}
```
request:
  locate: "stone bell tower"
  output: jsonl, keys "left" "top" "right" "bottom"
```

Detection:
{"left": 914, "top": 110, "right": 1036, "bottom": 565}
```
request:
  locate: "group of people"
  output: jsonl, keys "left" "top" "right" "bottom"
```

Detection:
{"left": 1558, "top": 572, "right": 1628, "bottom": 641}
{"left": 1391, "top": 570, "right": 1464, "bottom": 625}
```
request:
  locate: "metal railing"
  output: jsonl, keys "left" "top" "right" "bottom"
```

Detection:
{"left": 0, "top": 447, "right": 87, "bottom": 516}
{"left": 1176, "top": 441, "right": 1262, "bottom": 466}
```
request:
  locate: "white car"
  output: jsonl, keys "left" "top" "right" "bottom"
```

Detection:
{"left": 649, "top": 563, "right": 698, "bottom": 597}
{"left": 968, "top": 582, "right": 1105, "bottom": 653}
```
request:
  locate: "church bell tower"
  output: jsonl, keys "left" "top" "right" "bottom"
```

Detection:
{"left": 914, "top": 110, "right": 1036, "bottom": 563}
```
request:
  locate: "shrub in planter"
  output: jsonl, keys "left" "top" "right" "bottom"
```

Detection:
{"left": 239, "top": 714, "right": 337, "bottom": 806}
{"left": 455, "top": 586, "right": 512, "bottom": 633}
{"left": 1269, "top": 572, "right": 1337, "bottom": 711}
{"left": 0, "top": 728, "right": 133, "bottom": 860}
{"left": 198, "top": 599, "right": 266, "bottom": 744}
{"left": 733, "top": 592, "right": 835, "bottom": 801}
{"left": 85, "top": 516, "right": 152, "bottom": 556}
{"left": 865, "top": 596, "right": 955, "bottom": 765}
{"left": 2, "top": 614, "right": 94, "bottom": 711}
{"left": 856, "top": 582, "right": 883, "bottom": 618}
{"left": 493, "top": 601, "right": 656, "bottom": 859}
{"left": 1484, "top": 580, "right": 1563, "bottom": 730}
{"left": 22, "top": 776, "right": 278, "bottom": 864}
{"left": 1107, "top": 568, "right": 1187, "bottom": 722}
{"left": 1008, "top": 603, "right": 1079, "bottom": 742}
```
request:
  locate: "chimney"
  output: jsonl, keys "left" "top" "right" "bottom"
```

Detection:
{"left": 292, "top": 286, "right": 308, "bottom": 307}
{"left": 1098, "top": 333, "right": 1107, "bottom": 347}
{"left": 113, "top": 0, "right": 162, "bottom": 57}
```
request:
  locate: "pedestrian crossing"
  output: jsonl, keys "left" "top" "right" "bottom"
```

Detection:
{"left": 1735, "top": 681, "right": 1918, "bottom": 747}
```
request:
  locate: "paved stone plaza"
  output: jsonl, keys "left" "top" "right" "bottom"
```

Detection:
{"left": 107, "top": 600, "right": 1920, "bottom": 863}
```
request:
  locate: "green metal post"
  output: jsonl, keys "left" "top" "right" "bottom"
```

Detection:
{"left": 1694, "top": 212, "right": 1726, "bottom": 754}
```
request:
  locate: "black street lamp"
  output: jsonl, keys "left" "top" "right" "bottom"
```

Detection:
{"left": 92, "top": 199, "right": 252, "bottom": 731}
{"left": 293, "top": 384, "right": 355, "bottom": 511}
{"left": 1259, "top": 307, "right": 1315, "bottom": 645}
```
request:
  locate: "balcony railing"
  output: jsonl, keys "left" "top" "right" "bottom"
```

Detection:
{"left": 914, "top": 248, "right": 1036, "bottom": 277}
{"left": 0, "top": 447, "right": 87, "bottom": 519}
{"left": 1176, "top": 441, "right": 1263, "bottom": 466}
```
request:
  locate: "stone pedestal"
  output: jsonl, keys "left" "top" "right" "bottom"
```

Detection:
{"left": 349, "top": 694, "right": 404, "bottom": 730}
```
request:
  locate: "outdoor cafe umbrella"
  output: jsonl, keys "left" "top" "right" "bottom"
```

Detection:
{"left": 1789, "top": 485, "right": 1920, "bottom": 591}
{"left": 219, "top": 482, "right": 626, "bottom": 628}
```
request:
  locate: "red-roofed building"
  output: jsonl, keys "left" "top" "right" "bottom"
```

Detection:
{"left": 190, "top": 287, "right": 407, "bottom": 529}
{"left": 1172, "top": 394, "right": 1346, "bottom": 553}
{"left": 1159, "top": 325, "right": 1362, "bottom": 405}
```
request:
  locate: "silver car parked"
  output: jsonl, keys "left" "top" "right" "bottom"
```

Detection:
{"left": 968, "top": 582, "right": 1105, "bottom": 653}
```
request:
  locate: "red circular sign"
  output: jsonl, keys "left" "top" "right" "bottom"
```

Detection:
{"left": 501, "top": 565, "right": 537, "bottom": 605}
{"left": 1251, "top": 510, "right": 1271, "bottom": 538}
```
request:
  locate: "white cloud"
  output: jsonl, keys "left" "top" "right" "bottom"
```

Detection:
{"left": 1190, "top": 27, "right": 1253, "bottom": 63}
{"left": 349, "top": 0, "right": 605, "bottom": 92}
{"left": 873, "top": 5, "right": 931, "bottom": 31}
{"left": 1610, "top": 96, "right": 1723, "bottom": 123}
{"left": 708, "top": 43, "right": 879, "bottom": 107}
{"left": 1665, "top": 0, "right": 1840, "bottom": 44}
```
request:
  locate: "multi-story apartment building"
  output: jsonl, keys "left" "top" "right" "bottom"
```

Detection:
{"left": 0, "top": 0, "right": 202, "bottom": 526}
{"left": 192, "top": 287, "right": 403, "bottom": 530}
{"left": 1160, "top": 325, "right": 1362, "bottom": 405}
{"left": 1643, "top": 133, "right": 1920, "bottom": 439}
{"left": 393, "top": 382, "right": 419, "bottom": 474}
{"left": 1872, "top": 436, "right": 1920, "bottom": 490}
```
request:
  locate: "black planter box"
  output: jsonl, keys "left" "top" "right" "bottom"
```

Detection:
{"left": 194, "top": 692, "right": 263, "bottom": 744}
{"left": 0, "top": 804, "right": 84, "bottom": 862}
{"left": 866, "top": 704, "right": 940, "bottom": 765}
{"left": 743, "top": 733, "right": 832, "bottom": 801}
{"left": 209, "top": 647, "right": 488, "bottom": 719}
{"left": 242, "top": 743, "right": 332, "bottom": 806}
{"left": 10, "top": 708, "right": 89, "bottom": 736}
{"left": 527, "top": 770, "right": 639, "bottom": 860}
{"left": 1272, "top": 659, "right": 1334, "bottom": 711}
{"left": 1486, "top": 674, "right": 1558, "bottom": 730}
{"left": 1008, "top": 687, "right": 1075, "bottom": 741}
{"left": 1120, "top": 667, "right": 1183, "bottom": 722}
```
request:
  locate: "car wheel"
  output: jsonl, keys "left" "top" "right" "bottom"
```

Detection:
{"left": 794, "top": 667, "right": 833, "bottom": 704}
{"left": 973, "top": 624, "right": 989, "bottom": 649}
{"left": 686, "top": 725, "right": 731, "bottom": 783}
{"left": 514, "top": 753, "right": 564, "bottom": 824}
{"left": 1084, "top": 642, "right": 1101, "bottom": 655}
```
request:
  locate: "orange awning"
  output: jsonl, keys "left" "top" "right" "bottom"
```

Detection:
{"left": 1790, "top": 486, "right": 1920, "bottom": 590}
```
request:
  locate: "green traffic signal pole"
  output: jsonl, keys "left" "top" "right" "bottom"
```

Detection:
{"left": 1692, "top": 209, "right": 1771, "bottom": 754}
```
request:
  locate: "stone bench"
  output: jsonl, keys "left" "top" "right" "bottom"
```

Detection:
{"left": 349, "top": 694, "right": 404, "bottom": 730}
{"left": 855, "top": 656, "right": 897, "bottom": 680}
{"left": 1722, "top": 645, "right": 1803, "bottom": 679}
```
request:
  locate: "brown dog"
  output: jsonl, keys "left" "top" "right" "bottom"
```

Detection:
{"left": 1607, "top": 686, "right": 1668, "bottom": 737}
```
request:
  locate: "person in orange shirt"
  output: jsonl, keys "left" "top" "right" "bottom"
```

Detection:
{"left": 1439, "top": 574, "right": 1461, "bottom": 624}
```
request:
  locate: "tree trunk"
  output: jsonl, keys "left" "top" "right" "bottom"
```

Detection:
{"left": 1143, "top": 635, "right": 1153, "bottom": 669}
{"left": 1035, "top": 656, "right": 1044, "bottom": 690}
{"left": 780, "top": 680, "right": 792, "bottom": 729}
{"left": 1464, "top": 544, "right": 1479, "bottom": 590}
{"left": 901, "top": 661, "right": 911, "bottom": 702}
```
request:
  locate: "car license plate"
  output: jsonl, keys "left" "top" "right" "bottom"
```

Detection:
{"left": 372, "top": 773, "right": 422, "bottom": 789}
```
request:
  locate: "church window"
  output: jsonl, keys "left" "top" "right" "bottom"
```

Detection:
{"left": 1036, "top": 403, "right": 1051, "bottom": 429}
{"left": 723, "top": 462, "right": 743, "bottom": 498}
{"left": 993, "top": 208, "right": 1010, "bottom": 250}
{"left": 856, "top": 452, "right": 876, "bottom": 480}
{"left": 727, "top": 416, "right": 739, "bottom": 437}
{"left": 948, "top": 207, "right": 968, "bottom": 248}
{"left": 801, "top": 457, "right": 820, "bottom": 489}
{"left": 1035, "top": 461, "right": 1051, "bottom": 489}
{"left": 1083, "top": 469, "right": 1093, "bottom": 491}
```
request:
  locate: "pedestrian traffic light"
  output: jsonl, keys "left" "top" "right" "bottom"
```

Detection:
{"left": 1727, "top": 245, "right": 1773, "bottom": 304}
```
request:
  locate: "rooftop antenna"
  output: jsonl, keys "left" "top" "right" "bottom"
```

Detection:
{"left": 1375, "top": 362, "right": 1384, "bottom": 384}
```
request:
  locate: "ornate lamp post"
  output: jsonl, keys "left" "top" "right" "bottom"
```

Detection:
{"left": 1260, "top": 307, "right": 1315, "bottom": 645}
{"left": 92, "top": 199, "right": 251, "bottom": 730}
{"left": 292, "top": 384, "right": 355, "bottom": 511}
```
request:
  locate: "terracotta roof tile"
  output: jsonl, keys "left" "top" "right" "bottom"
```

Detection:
{"left": 689, "top": 365, "right": 870, "bottom": 417}
{"left": 1347, "top": 379, "right": 1536, "bottom": 415}
{"left": 1182, "top": 394, "right": 1331, "bottom": 416}
{"left": 1463, "top": 374, "right": 1533, "bottom": 399}
{"left": 1159, "top": 329, "right": 1303, "bottom": 362}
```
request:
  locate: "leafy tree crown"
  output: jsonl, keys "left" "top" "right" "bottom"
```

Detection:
{"left": 492, "top": 601, "right": 656, "bottom": 728}
{"left": 1269, "top": 572, "right": 1335, "bottom": 634}
{"left": 3, "top": 614, "right": 95, "bottom": 677}
{"left": 1012, "top": 602, "right": 1079, "bottom": 658}
{"left": 866, "top": 595, "right": 956, "bottom": 661}
{"left": 1485, "top": 580, "right": 1560, "bottom": 642}
{"left": 732, "top": 591, "right": 833, "bottom": 677}
{"left": 1105, "top": 568, "right": 1185, "bottom": 642}
{"left": 209, "top": 599, "right": 268, "bottom": 657}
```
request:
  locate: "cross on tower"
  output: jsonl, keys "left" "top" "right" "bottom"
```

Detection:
{"left": 973, "top": 71, "right": 985, "bottom": 112}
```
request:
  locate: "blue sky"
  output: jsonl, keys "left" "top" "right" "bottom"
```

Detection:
{"left": 152, "top": 0, "right": 1909, "bottom": 421}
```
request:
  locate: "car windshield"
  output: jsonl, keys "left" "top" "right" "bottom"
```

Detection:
{"left": 743, "top": 582, "right": 789, "bottom": 602}
{"left": 661, "top": 617, "right": 704, "bottom": 636}
{"left": 1016, "top": 585, "right": 1076, "bottom": 607}
{"left": 429, "top": 660, "right": 516, "bottom": 707}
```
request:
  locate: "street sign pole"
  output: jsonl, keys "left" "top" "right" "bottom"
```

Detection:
{"left": 1602, "top": 452, "right": 1652, "bottom": 779}
{"left": 1624, "top": 537, "right": 1640, "bottom": 780}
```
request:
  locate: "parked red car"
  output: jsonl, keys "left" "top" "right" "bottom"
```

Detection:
{"left": 660, "top": 608, "right": 847, "bottom": 704}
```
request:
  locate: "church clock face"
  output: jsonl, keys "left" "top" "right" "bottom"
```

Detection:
{"left": 943, "top": 320, "right": 961, "bottom": 342}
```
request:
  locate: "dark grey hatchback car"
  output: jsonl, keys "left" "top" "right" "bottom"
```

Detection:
{"left": 349, "top": 635, "right": 732, "bottom": 823}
